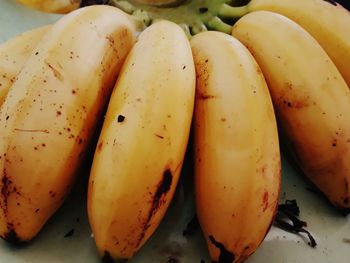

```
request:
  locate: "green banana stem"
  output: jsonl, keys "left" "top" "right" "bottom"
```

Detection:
{"left": 108, "top": 0, "right": 136, "bottom": 14}
{"left": 207, "top": 16, "right": 232, "bottom": 34}
{"left": 131, "top": 9, "right": 152, "bottom": 33}
{"left": 103, "top": 0, "right": 248, "bottom": 35}
{"left": 190, "top": 23, "right": 208, "bottom": 35}
{"left": 178, "top": 23, "right": 192, "bottom": 38}
{"left": 219, "top": 3, "right": 249, "bottom": 19}
{"left": 133, "top": 8, "right": 152, "bottom": 26}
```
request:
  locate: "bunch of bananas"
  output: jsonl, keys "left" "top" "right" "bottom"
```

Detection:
{"left": 1, "top": 0, "right": 350, "bottom": 262}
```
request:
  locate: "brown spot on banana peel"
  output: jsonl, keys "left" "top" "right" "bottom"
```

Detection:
{"left": 280, "top": 97, "right": 309, "bottom": 110}
{"left": 135, "top": 169, "right": 173, "bottom": 248}
{"left": 262, "top": 191, "right": 269, "bottom": 212}
{"left": 198, "top": 94, "right": 216, "bottom": 100}
{"left": 98, "top": 141, "right": 104, "bottom": 151}
{"left": 155, "top": 133, "right": 164, "bottom": 139}
{"left": 1, "top": 173, "right": 12, "bottom": 208}
{"left": 0, "top": 171, "right": 11, "bottom": 219}
{"left": 282, "top": 99, "right": 309, "bottom": 109}
{"left": 45, "top": 61, "right": 64, "bottom": 81}
{"left": 209, "top": 235, "right": 235, "bottom": 263}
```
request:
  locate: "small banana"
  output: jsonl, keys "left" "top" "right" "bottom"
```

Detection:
{"left": 0, "top": 25, "right": 51, "bottom": 106}
{"left": 87, "top": 20, "right": 195, "bottom": 261}
{"left": 0, "top": 5, "right": 137, "bottom": 243}
{"left": 191, "top": 31, "right": 280, "bottom": 263}
{"left": 16, "top": 0, "right": 80, "bottom": 14}
{"left": 232, "top": 11, "right": 350, "bottom": 212}
{"left": 219, "top": 0, "right": 350, "bottom": 87}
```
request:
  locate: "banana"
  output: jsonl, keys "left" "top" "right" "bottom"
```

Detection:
{"left": 0, "top": 25, "right": 51, "bottom": 106}
{"left": 232, "top": 11, "right": 350, "bottom": 211}
{"left": 219, "top": 0, "right": 350, "bottom": 87}
{"left": 87, "top": 20, "right": 195, "bottom": 261}
{"left": 16, "top": 0, "right": 80, "bottom": 14}
{"left": 191, "top": 31, "right": 280, "bottom": 263}
{"left": 0, "top": 5, "right": 137, "bottom": 243}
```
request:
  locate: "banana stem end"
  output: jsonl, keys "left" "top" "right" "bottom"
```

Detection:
{"left": 206, "top": 16, "right": 232, "bottom": 34}
{"left": 218, "top": 3, "right": 249, "bottom": 19}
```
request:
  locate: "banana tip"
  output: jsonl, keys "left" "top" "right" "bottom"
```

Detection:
{"left": 1, "top": 229, "right": 27, "bottom": 246}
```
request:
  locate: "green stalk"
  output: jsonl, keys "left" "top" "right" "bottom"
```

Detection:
{"left": 207, "top": 16, "right": 232, "bottom": 34}
{"left": 178, "top": 23, "right": 193, "bottom": 38}
{"left": 132, "top": 9, "right": 152, "bottom": 32}
{"left": 190, "top": 23, "right": 208, "bottom": 35}
{"left": 108, "top": 0, "right": 136, "bottom": 14}
{"left": 218, "top": 3, "right": 249, "bottom": 19}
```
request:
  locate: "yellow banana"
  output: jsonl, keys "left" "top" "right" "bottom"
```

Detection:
{"left": 87, "top": 20, "right": 195, "bottom": 261}
{"left": 16, "top": 0, "right": 80, "bottom": 14}
{"left": 232, "top": 11, "right": 350, "bottom": 212}
{"left": 0, "top": 5, "right": 137, "bottom": 243}
{"left": 219, "top": 0, "right": 350, "bottom": 87}
{"left": 0, "top": 25, "right": 51, "bottom": 106}
{"left": 191, "top": 31, "right": 280, "bottom": 263}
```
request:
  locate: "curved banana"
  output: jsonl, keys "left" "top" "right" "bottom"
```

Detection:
{"left": 232, "top": 11, "right": 350, "bottom": 211}
{"left": 0, "top": 5, "right": 137, "bottom": 243}
{"left": 88, "top": 20, "right": 195, "bottom": 261}
{"left": 220, "top": 0, "right": 350, "bottom": 87}
{"left": 16, "top": 0, "right": 80, "bottom": 14}
{"left": 0, "top": 25, "right": 51, "bottom": 106}
{"left": 191, "top": 31, "right": 280, "bottom": 263}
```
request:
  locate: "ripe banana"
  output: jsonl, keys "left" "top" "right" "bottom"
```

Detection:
{"left": 16, "top": 0, "right": 80, "bottom": 14}
{"left": 0, "top": 5, "right": 137, "bottom": 243}
{"left": 232, "top": 11, "right": 350, "bottom": 211}
{"left": 191, "top": 31, "right": 280, "bottom": 263}
{"left": 87, "top": 20, "right": 195, "bottom": 261}
{"left": 219, "top": 0, "right": 350, "bottom": 87}
{"left": 0, "top": 25, "right": 51, "bottom": 106}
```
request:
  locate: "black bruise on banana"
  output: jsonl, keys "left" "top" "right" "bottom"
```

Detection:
{"left": 102, "top": 251, "right": 128, "bottom": 263}
{"left": 0, "top": 173, "right": 24, "bottom": 245}
{"left": 149, "top": 169, "right": 173, "bottom": 217}
{"left": 0, "top": 174, "right": 11, "bottom": 212}
{"left": 135, "top": 169, "right": 173, "bottom": 248}
{"left": 102, "top": 251, "right": 114, "bottom": 263}
{"left": 2, "top": 227, "right": 24, "bottom": 246}
{"left": 209, "top": 235, "right": 235, "bottom": 263}
{"left": 117, "top": 115, "right": 125, "bottom": 123}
